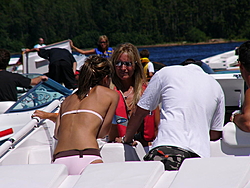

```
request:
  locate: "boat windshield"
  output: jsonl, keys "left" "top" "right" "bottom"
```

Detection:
{"left": 5, "top": 78, "right": 73, "bottom": 113}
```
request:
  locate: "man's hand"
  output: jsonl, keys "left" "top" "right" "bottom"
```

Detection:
{"left": 115, "top": 137, "right": 137, "bottom": 146}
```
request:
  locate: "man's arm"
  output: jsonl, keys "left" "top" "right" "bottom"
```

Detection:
{"left": 73, "top": 62, "right": 77, "bottom": 74}
{"left": 233, "top": 89, "right": 250, "bottom": 132}
{"left": 124, "top": 106, "right": 150, "bottom": 143}
{"left": 210, "top": 130, "right": 222, "bottom": 141}
{"left": 30, "top": 75, "right": 48, "bottom": 85}
{"left": 24, "top": 48, "right": 40, "bottom": 53}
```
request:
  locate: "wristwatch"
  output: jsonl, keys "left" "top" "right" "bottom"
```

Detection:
{"left": 121, "top": 136, "right": 134, "bottom": 146}
{"left": 230, "top": 110, "right": 241, "bottom": 122}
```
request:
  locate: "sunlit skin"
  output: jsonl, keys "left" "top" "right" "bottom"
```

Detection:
{"left": 69, "top": 38, "right": 113, "bottom": 55}
{"left": 115, "top": 53, "right": 135, "bottom": 90}
{"left": 99, "top": 40, "right": 107, "bottom": 52}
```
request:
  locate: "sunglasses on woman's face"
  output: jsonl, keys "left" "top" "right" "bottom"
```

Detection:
{"left": 115, "top": 61, "right": 133, "bottom": 67}
{"left": 99, "top": 41, "right": 107, "bottom": 44}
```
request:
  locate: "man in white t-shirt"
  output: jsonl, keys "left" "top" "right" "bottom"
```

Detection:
{"left": 33, "top": 37, "right": 46, "bottom": 48}
{"left": 123, "top": 63, "right": 225, "bottom": 170}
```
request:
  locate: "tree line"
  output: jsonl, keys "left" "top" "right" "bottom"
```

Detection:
{"left": 1, "top": 0, "right": 250, "bottom": 53}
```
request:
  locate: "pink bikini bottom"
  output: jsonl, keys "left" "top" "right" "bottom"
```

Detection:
{"left": 52, "top": 148, "right": 102, "bottom": 175}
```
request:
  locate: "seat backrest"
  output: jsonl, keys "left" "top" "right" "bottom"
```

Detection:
{"left": 169, "top": 157, "right": 250, "bottom": 188}
{"left": 74, "top": 161, "right": 164, "bottom": 188}
{"left": 100, "top": 142, "right": 146, "bottom": 163}
{"left": 210, "top": 122, "right": 250, "bottom": 157}
{"left": 0, "top": 164, "right": 68, "bottom": 188}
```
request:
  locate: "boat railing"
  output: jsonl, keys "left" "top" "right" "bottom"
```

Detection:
{"left": 0, "top": 99, "right": 62, "bottom": 158}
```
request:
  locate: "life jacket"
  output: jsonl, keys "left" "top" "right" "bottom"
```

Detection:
{"left": 114, "top": 88, "right": 129, "bottom": 137}
{"left": 140, "top": 58, "right": 150, "bottom": 78}
{"left": 114, "top": 86, "right": 156, "bottom": 142}
{"left": 95, "top": 47, "right": 113, "bottom": 58}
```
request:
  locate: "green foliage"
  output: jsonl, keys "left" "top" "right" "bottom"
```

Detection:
{"left": 72, "top": 31, "right": 100, "bottom": 48}
{"left": 185, "top": 27, "right": 207, "bottom": 43}
{"left": 0, "top": 0, "right": 249, "bottom": 53}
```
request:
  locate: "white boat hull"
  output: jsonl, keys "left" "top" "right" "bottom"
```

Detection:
{"left": 202, "top": 49, "right": 239, "bottom": 71}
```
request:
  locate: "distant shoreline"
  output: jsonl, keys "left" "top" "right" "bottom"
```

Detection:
{"left": 136, "top": 40, "right": 243, "bottom": 48}
{"left": 11, "top": 39, "right": 243, "bottom": 55}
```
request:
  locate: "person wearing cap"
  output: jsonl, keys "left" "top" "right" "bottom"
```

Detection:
{"left": 181, "top": 58, "right": 215, "bottom": 74}
{"left": 140, "top": 49, "right": 155, "bottom": 81}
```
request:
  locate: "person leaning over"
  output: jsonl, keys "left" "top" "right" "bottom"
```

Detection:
{"left": 0, "top": 49, "right": 48, "bottom": 101}
{"left": 52, "top": 55, "right": 119, "bottom": 175}
{"left": 123, "top": 61, "right": 225, "bottom": 170}
{"left": 231, "top": 41, "right": 250, "bottom": 132}
{"left": 25, "top": 47, "right": 78, "bottom": 90}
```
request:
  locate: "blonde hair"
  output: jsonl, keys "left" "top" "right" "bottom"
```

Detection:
{"left": 76, "top": 55, "right": 113, "bottom": 100}
{"left": 111, "top": 43, "right": 146, "bottom": 108}
{"left": 97, "top": 35, "right": 110, "bottom": 51}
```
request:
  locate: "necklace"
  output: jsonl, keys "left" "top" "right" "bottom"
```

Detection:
{"left": 121, "top": 87, "right": 134, "bottom": 100}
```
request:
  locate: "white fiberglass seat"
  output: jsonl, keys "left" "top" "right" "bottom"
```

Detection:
{"left": 0, "top": 164, "right": 68, "bottom": 188}
{"left": 74, "top": 161, "right": 164, "bottom": 188}
{"left": 210, "top": 122, "right": 250, "bottom": 157}
{"left": 100, "top": 141, "right": 146, "bottom": 163}
{"left": 168, "top": 157, "right": 250, "bottom": 188}
{"left": 0, "top": 101, "right": 15, "bottom": 114}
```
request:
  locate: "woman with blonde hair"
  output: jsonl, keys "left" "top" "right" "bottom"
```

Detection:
{"left": 70, "top": 35, "right": 113, "bottom": 58}
{"left": 109, "top": 43, "right": 160, "bottom": 152}
{"left": 52, "top": 55, "right": 119, "bottom": 175}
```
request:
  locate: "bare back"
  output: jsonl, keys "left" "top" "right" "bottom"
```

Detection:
{"left": 54, "top": 85, "right": 119, "bottom": 154}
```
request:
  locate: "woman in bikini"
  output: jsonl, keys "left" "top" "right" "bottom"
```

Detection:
{"left": 52, "top": 55, "right": 119, "bottom": 175}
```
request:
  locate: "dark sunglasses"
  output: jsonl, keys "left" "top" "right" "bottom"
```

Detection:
{"left": 115, "top": 61, "right": 133, "bottom": 67}
{"left": 99, "top": 41, "right": 107, "bottom": 44}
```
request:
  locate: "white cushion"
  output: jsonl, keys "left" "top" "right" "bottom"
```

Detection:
{"left": 210, "top": 122, "right": 250, "bottom": 157}
{"left": 223, "top": 122, "right": 250, "bottom": 147}
{"left": 58, "top": 175, "right": 80, "bottom": 188}
{"left": 100, "top": 143, "right": 125, "bottom": 162}
{"left": 100, "top": 142, "right": 146, "bottom": 163}
{"left": 169, "top": 157, "right": 250, "bottom": 188}
{"left": 153, "top": 171, "right": 178, "bottom": 188}
{"left": 74, "top": 161, "right": 164, "bottom": 188}
{"left": 0, "top": 164, "right": 68, "bottom": 188}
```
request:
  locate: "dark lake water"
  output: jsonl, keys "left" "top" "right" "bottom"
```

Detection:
{"left": 10, "top": 42, "right": 243, "bottom": 67}
{"left": 138, "top": 42, "right": 243, "bottom": 66}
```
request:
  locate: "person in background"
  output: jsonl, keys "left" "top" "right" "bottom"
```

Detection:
{"left": 123, "top": 61, "right": 224, "bottom": 170}
{"left": 31, "top": 43, "right": 160, "bottom": 153}
{"left": 180, "top": 58, "right": 215, "bottom": 74}
{"left": 52, "top": 55, "right": 119, "bottom": 175}
{"left": 231, "top": 41, "right": 250, "bottom": 132}
{"left": 33, "top": 37, "right": 46, "bottom": 48}
{"left": 0, "top": 49, "right": 48, "bottom": 101}
{"left": 140, "top": 49, "right": 155, "bottom": 81}
{"left": 26, "top": 48, "right": 78, "bottom": 89}
{"left": 109, "top": 43, "right": 160, "bottom": 152}
{"left": 70, "top": 35, "right": 113, "bottom": 58}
